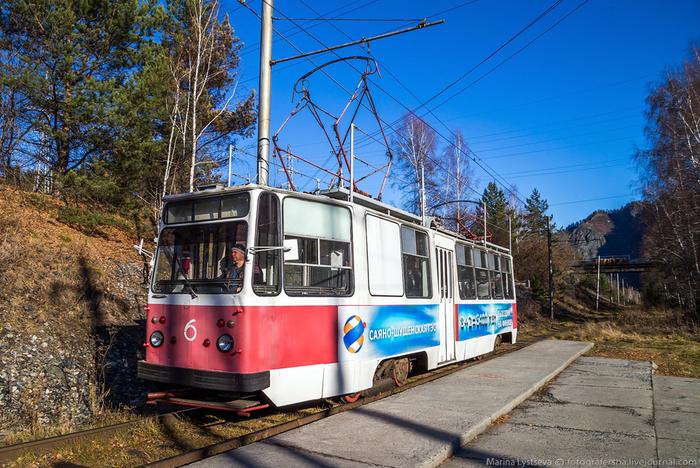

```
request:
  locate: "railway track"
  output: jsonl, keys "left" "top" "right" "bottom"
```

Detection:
{"left": 0, "top": 339, "right": 538, "bottom": 467}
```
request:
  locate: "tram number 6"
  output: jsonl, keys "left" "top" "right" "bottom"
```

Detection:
{"left": 184, "top": 319, "right": 197, "bottom": 342}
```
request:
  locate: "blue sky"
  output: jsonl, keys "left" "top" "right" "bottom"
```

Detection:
{"left": 221, "top": 0, "right": 699, "bottom": 227}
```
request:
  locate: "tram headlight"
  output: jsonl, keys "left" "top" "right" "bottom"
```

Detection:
{"left": 217, "top": 334, "right": 234, "bottom": 353}
{"left": 150, "top": 331, "right": 164, "bottom": 347}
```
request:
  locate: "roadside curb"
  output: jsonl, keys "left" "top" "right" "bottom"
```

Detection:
{"left": 423, "top": 340, "right": 595, "bottom": 468}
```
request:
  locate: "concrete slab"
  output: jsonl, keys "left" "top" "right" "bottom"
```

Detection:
{"left": 550, "top": 372, "right": 650, "bottom": 389}
{"left": 655, "top": 409, "right": 700, "bottom": 442}
{"left": 189, "top": 339, "right": 593, "bottom": 468}
{"left": 509, "top": 400, "right": 654, "bottom": 437}
{"left": 443, "top": 357, "right": 666, "bottom": 468}
{"left": 535, "top": 382, "right": 653, "bottom": 409}
{"left": 657, "top": 437, "right": 700, "bottom": 463}
{"left": 576, "top": 356, "right": 651, "bottom": 369}
{"left": 653, "top": 375, "right": 700, "bottom": 413}
{"left": 444, "top": 424, "right": 656, "bottom": 467}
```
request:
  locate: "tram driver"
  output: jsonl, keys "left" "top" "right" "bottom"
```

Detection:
{"left": 220, "top": 244, "right": 262, "bottom": 292}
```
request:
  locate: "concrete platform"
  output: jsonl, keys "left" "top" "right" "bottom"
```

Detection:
{"left": 444, "top": 358, "right": 700, "bottom": 466}
{"left": 189, "top": 339, "right": 593, "bottom": 467}
{"left": 654, "top": 376, "right": 700, "bottom": 463}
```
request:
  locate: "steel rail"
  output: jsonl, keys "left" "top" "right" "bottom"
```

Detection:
{"left": 144, "top": 339, "right": 538, "bottom": 468}
{"left": 0, "top": 408, "right": 197, "bottom": 463}
{"left": 0, "top": 339, "right": 540, "bottom": 466}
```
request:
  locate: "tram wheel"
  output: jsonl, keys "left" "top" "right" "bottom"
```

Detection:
{"left": 494, "top": 334, "right": 503, "bottom": 350}
{"left": 392, "top": 358, "right": 410, "bottom": 387}
{"left": 341, "top": 392, "right": 362, "bottom": 403}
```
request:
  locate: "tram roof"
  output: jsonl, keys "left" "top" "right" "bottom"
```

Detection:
{"left": 162, "top": 184, "right": 511, "bottom": 255}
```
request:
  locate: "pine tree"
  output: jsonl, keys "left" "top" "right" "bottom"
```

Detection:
{"left": 523, "top": 188, "right": 550, "bottom": 234}
{"left": 0, "top": 0, "right": 163, "bottom": 175}
{"left": 480, "top": 181, "right": 512, "bottom": 247}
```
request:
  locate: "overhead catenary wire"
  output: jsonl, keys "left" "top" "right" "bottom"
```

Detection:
{"left": 241, "top": 0, "right": 590, "bottom": 228}
{"left": 282, "top": 105, "right": 643, "bottom": 154}
{"left": 550, "top": 193, "right": 637, "bottom": 206}
{"left": 426, "top": 0, "right": 591, "bottom": 113}
{"left": 341, "top": 0, "right": 589, "bottom": 204}
{"left": 249, "top": 0, "right": 544, "bottom": 206}
{"left": 354, "top": 0, "right": 592, "bottom": 204}
{"left": 272, "top": 16, "right": 426, "bottom": 22}
{"left": 352, "top": 0, "right": 570, "bottom": 149}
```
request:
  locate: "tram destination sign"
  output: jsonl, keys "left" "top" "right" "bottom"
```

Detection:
{"left": 456, "top": 304, "right": 514, "bottom": 341}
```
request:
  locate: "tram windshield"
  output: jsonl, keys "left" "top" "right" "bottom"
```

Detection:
{"left": 153, "top": 221, "right": 248, "bottom": 294}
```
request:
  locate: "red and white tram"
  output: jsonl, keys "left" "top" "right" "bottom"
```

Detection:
{"left": 138, "top": 185, "right": 517, "bottom": 408}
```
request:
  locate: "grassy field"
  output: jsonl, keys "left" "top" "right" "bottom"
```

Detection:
{"left": 519, "top": 305, "right": 700, "bottom": 378}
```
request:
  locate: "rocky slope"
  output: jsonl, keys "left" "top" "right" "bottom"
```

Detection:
{"left": 0, "top": 186, "right": 150, "bottom": 440}
{"left": 566, "top": 202, "right": 645, "bottom": 260}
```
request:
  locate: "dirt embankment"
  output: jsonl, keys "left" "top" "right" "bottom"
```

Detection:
{"left": 0, "top": 186, "right": 150, "bottom": 441}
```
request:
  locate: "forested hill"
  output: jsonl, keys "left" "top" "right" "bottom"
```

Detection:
{"left": 565, "top": 202, "right": 645, "bottom": 260}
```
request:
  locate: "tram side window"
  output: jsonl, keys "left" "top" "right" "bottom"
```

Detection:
{"left": 401, "top": 226, "right": 431, "bottom": 298}
{"left": 253, "top": 192, "right": 281, "bottom": 296}
{"left": 472, "top": 248, "right": 491, "bottom": 300}
{"left": 488, "top": 252, "right": 504, "bottom": 299}
{"left": 282, "top": 198, "right": 353, "bottom": 296}
{"left": 456, "top": 244, "right": 476, "bottom": 300}
{"left": 502, "top": 256, "right": 514, "bottom": 299}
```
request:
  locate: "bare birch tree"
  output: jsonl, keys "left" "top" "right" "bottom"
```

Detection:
{"left": 391, "top": 113, "right": 439, "bottom": 217}
{"left": 160, "top": 0, "right": 255, "bottom": 202}
{"left": 436, "top": 130, "right": 475, "bottom": 231}
{"left": 637, "top": 46, "right": 700, "bottom": 319}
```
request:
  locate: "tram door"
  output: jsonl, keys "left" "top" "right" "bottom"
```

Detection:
{"left": 436, "top": 247, "right": 456, "bottom": 363}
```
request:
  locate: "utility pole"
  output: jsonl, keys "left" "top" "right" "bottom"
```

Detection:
{"left": 621, "top": 278, "right": 626, "bottom": 305}
{"left": 227, "top": 144, "right": 233, "bottom": 187}
{"left": 616, "top": 273, "right": 620, "bottom": 305}
{"left": 350, "top": 123, "right": 356, "bottom": 203}
{"left": 256, "top": 0, "right": 273, "bottom": 186}
{"left": 547, "top": 216, "right": 554, "bottom": 320}
{"left": 420, "top": 159, "right": 426, "bottom": 226}
{"left": 483, "top": 201, "right": 487, "bottom": 247}
{"left": 508, "top": 215, "right": 512, "bottom": 253}
{"left": 595, "top": 255, "right": 601, "bottom": 313}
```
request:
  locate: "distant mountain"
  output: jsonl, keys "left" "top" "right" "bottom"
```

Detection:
{"left": 565, "top": 202, "right": 645, "bottom": 260}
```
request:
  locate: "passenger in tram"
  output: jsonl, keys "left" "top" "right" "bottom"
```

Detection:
{"left": 158, "top": 230, "right": 191, "bottom": 292}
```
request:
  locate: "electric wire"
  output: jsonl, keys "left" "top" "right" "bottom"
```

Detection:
{"left": 241, "top": 0, "right": 592, "bottom": 229}
{"left": 250, "top": 0, "right": 534, "bottom": 205}
{"left": 351, "top": 0, "right": 569, "bottom": 148}
{"left": 427, "top": 0, "right": 591, "bottom": 113}
{"left": 272, "top": 17, "right": 426, "bottom": 22}
{"left": 550, "top": 194, "right": 637, "bottom": 206}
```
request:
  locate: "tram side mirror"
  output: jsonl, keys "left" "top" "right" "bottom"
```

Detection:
{"left": 284, "top": 239, "right": 299, "bottom": 261}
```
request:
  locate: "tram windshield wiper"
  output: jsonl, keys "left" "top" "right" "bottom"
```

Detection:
{"left": 173, "top": 256, "right": 198, "bottom": 299}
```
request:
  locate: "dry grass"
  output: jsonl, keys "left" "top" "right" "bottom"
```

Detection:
{"left": 7, "top": 406, "right": 325, "bottom": 467}
{"left": 520, "top": 306, "right": 700, "bottom": 378}
{"left": 2, "top": 408, "right": 137, "bottom": 447}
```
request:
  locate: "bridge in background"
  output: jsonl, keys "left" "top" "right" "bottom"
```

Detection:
{"left": 572, "top": 256, "right": 657, "bottom": 273}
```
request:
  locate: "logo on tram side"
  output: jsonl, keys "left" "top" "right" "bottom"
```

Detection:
{"left": 343, "top": 315, "right": 366, "bottom": 353}
{"left": 339, "top": 305, "right": 439, "bottom": 358}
